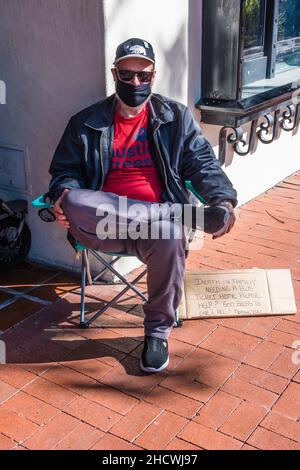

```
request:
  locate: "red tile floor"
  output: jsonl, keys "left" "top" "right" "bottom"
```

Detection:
{"left": 0, "top": 172, "right": 300, "bottom": 450}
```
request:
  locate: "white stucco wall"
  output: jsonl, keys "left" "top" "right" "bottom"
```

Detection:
{"left": 103, "top": 0, "right": 188, "bottom": 102}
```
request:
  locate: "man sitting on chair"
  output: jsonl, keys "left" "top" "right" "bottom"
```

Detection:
{"left": 48, "top": 38, "right": 238, "bottom": 373}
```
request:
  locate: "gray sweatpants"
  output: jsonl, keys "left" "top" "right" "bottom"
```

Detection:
{"left": 61, "top": 189, "right": 186, "bottom": 339}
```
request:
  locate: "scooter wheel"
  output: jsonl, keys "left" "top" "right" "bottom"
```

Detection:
{"left": 0, "top": 217, "right": 31, "bottom": 270}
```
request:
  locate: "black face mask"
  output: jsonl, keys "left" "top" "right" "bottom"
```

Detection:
{"left": 115, "top": 78, "right": 152, "bottom": 107}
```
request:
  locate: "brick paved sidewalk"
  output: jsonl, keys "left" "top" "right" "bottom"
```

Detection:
{"left": 0, "top": 172, "right": 299, "bottom": 450}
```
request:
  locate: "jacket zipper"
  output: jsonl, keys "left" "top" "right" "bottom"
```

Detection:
{"left": 153, "top": 122, "right": 175, "bottom": 202}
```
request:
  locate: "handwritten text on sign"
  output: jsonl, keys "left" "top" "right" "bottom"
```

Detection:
{"left": 184, "top": 271, "right": 271, "bottom": 318}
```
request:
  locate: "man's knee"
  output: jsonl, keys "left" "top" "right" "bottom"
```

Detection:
{"left": 60, "top": 189, "right": 89, "bottom": 228}
{"left": 147, "top": 224, "right": 186, "bottom": 260}
{"left": 61, "top": 189, "right": 91, "bottom": 219}
{"left": 61, "top": 189, "right": 77, "bottom": 213}
{"left": 149, "top": 220, "right": 185, "bottom": 243}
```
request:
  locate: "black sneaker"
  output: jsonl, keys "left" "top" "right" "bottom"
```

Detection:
{"left": 140, "top": 336, "right": 169, "bottom": 373}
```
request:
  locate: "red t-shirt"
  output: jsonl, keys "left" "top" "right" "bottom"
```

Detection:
{"left": 102, "top": 105, "right": 165, "bottom": 202}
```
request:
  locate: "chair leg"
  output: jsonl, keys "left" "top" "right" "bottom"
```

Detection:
{"left": 92, "top": 256, "right": 122, "bottom": 283}
{"left": 79, "top": 250, "right": 88, "bottom": 328}
{"left": 84, "top": 268, "right": 147, "bottom": 327}
{"left": 174, "top": 308, "right": 183, "bottom": 328}
{"left": 83, "top": 250, "right": 93, "bottom": 285}
{"left": 92, "top": 250, "right": 148, "bottom": 301}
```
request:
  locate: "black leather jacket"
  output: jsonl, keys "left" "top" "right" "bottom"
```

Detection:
{"left": 49, "top": 93, "right": 237, "bottom": 207}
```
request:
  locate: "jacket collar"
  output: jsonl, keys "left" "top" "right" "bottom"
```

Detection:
{"left": 148, "top": 93, "right": 176, "bottom": 125}
{"left": 84, "top": 94, "right": 116, "bottom": 131}
{"left": 84, "top": 93, "right": 176, "bottom": 131}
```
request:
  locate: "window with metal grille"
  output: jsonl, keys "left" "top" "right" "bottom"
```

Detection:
{"left": 243, "top": 0, "right": 300, "bottom": 99}
{"left": 199, "top": 0, "right": 300, "bottom": 126}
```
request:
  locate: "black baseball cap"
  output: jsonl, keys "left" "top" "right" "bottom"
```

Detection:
{"left": 114, "top": 38, "right": 155, "bottom": 65}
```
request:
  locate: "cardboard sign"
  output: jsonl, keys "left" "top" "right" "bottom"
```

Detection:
{"left": 179, "top": 269, "right": 297, "bottom": 319}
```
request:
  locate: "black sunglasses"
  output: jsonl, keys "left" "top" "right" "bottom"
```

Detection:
{"left": 116, "top": 68, "right": 154, "bottom": 83}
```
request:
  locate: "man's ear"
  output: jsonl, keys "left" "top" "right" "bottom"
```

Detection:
{"left": 111, "top": 68, "right": 117, "bottom": 82}
{"left": 151, "top": 70, "right": 156, "bottom": 85}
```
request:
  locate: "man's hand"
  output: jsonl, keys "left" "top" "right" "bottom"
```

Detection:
{"left": 211, "top": 200, "right": 236, "bottom": 239}
{"left": 53, "top": 189, "right": 70, "bottom": 229}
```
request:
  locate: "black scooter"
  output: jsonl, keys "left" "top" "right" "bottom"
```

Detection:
{"left": 0, "top": 198, "right": 31, "bottom": 270}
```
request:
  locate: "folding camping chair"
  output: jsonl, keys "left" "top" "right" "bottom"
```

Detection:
{"left": 32, "top": 194, "right": 187, "bottom": 329}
